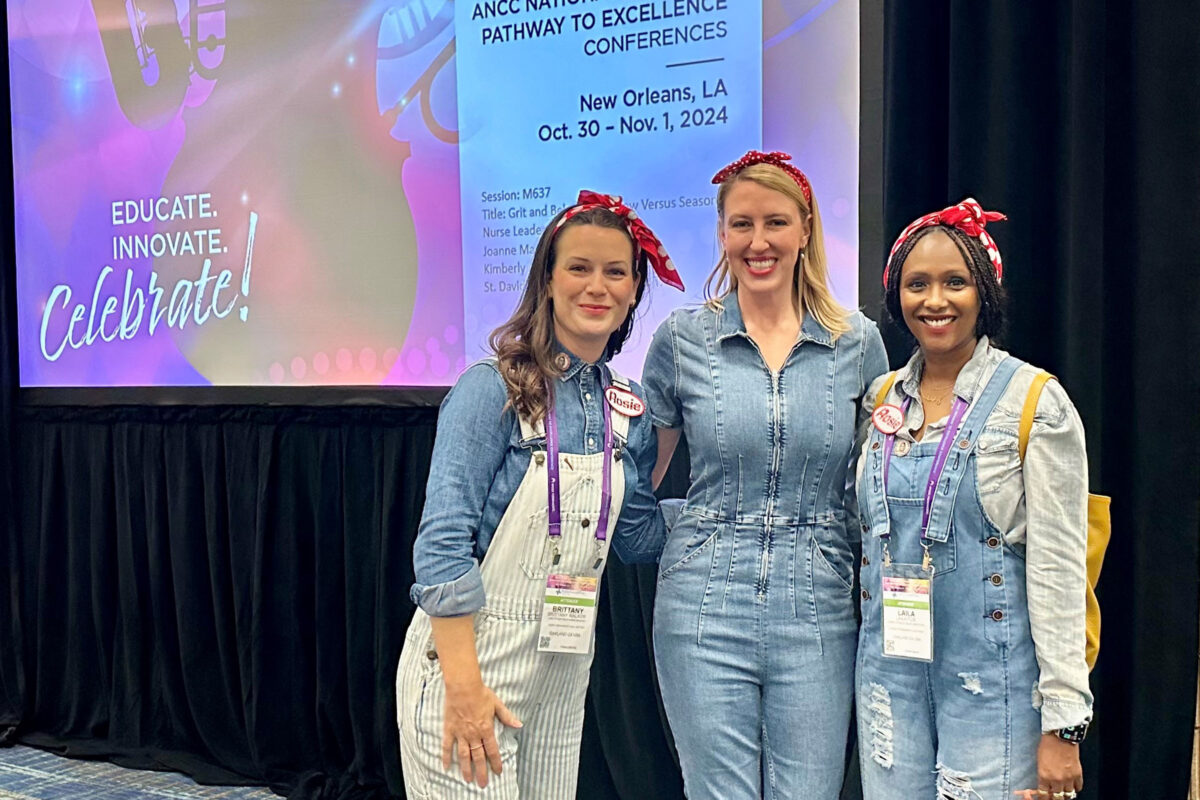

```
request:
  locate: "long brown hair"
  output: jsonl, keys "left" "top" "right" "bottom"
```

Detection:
{"left": 488, "top": 207, "right": 648, "bottom": 424}
{"left": 703, "top": 163, "right": 850, "bottom": 338}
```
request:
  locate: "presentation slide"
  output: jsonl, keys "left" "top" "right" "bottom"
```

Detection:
{"left": 8, "top": 0, "right": 860, "bottom": 387}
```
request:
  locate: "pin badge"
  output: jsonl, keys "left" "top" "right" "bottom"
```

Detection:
{"left": 605, "top": 386, "right": 645, "bottom": 416}
{"left": 872, "top": 404, "right": 905, "bottom": 435}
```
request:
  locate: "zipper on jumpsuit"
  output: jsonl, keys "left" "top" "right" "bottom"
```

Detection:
{"left": 743, "top": 332, "right": 804, "bottom": 601}
{"left": 759, "top": 369, "right": 782, "bottom": 599}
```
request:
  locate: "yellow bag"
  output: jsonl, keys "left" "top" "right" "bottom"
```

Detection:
{"left": 1020, "top": 372, "right": 1110, "bottom": 671}
{"left": 871, "top": 370, "right": 1110, "bottom": 670}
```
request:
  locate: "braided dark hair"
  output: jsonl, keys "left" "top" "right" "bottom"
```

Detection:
{"left": 883, "top": 225, "right": 1006, "bottom": 341}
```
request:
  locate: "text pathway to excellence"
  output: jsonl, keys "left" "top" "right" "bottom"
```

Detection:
{"left": 457, "top": 0, "right": 762, "bottom": 357}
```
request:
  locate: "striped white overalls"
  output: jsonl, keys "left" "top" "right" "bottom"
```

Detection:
{"left": 397, "top": 374, "right": 633, "bottom": 799}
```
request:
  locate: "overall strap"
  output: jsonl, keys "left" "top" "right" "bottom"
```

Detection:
{"left": 921, "top": 356, "right": 1023, "bottom": 542}
{"left": 517, "top": 411, "right": 545, "bottom": 445}
{"left": 603, "top": 365, "right": 633, "bottom": 446}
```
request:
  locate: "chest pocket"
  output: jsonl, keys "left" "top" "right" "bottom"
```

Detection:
{"left": 975, "top": 426, "right": 1020, "bottom": 497}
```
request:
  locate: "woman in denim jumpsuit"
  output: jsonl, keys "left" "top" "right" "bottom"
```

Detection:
{"left": 855, "top": 201, "right": 1092, "bottom": 800}
{"left": 643, "top": 151, "right": 888, "bottom": 799}
{"left": 397, "top": 194, "right": 683, "bottom": 798}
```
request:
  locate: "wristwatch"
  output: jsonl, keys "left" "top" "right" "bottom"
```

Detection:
{"left": 1053, "top": 722, "right": 1089, "bottom": 743}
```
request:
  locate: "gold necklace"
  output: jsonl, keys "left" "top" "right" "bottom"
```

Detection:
{"left": 920, "top": 381, "right": 955, "bottom": 405}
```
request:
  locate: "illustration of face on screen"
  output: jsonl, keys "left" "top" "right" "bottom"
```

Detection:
{"left": 10, "top": 0, "right": 861, "bottom": 388}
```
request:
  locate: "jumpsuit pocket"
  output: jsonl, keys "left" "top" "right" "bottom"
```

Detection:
{"left": 810, "top": 526, "right": 855, "bottom": 593}
{"left": 657, "top": 514, "right": 718, "bottom": 582}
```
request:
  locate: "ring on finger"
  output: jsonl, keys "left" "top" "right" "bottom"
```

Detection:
{"left": 1052, "top": 793, "right": 1065, "bottom": 799}
{"left": 469, "top": 743, "right": 484, "bottom": 751}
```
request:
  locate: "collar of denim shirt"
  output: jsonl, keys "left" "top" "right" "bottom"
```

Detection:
{"left": 713, "top": 290, "right": 835, "bottom": 348}
{"left": 899, "top": 335, "right": 995, "bottom": 405}
{"left": 552, "top": 338, "right": 609, "bottom": 383}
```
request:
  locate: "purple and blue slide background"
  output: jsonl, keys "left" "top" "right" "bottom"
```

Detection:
{"left": 8, "top": 0, "right": 859, "bottom": 387}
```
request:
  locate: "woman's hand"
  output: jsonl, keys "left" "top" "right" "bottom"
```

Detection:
{"left": 428, "top": 614, "right": 524, "bottom": 787}
{"left": 1023, "top": 733, "right": 1082, "bottom": 799}
{"left": 441, "top": 678, "right": 522, "bottom": 787}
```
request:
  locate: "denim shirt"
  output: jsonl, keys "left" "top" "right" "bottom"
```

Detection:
{"left": 410, "top": 352, "right": 664, "bottom": 617}
{"left": 643, "top": 294, "right": 887, "bottom": 538}
{"left": 858, "top": 337, "right": 1093, "bottom": 730}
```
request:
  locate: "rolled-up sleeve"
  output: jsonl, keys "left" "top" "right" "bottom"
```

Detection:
{"left": 409, "top": 364, "right": 512, "bottom": 617}
{"left": 1023, "top": 380, "right": 1094, "bottom": 730}
{"left": 643, "top": 315, "right": 682, "bottom": 429}
{"left": 610, "top": 388, "right": 666, "bottom": 564}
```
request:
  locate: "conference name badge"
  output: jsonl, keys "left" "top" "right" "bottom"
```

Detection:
{"left": 537, "top": 573, "right": 599, "bottom": 654}
{"left": 881, "top": 563, "right": 934, "bottom": 662}
{"left": 604, "top": 386, "right": 644, "bottom": 417}
{"left": 872, "top": 403, "right": 905, "bottom": 434}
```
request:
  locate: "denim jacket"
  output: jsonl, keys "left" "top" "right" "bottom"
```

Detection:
{"left": 410, "top": 353, "right": 664, "bottom": 617}
{"left": 643, "top": 294, "right": 887, "bottom": 561}
{"left": 857, "top": 337, "right": 1094, "bottom": 731}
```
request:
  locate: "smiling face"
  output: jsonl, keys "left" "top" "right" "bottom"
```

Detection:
{"left": 899, "top": 230, "right": 981, "bottom": 362}
{"left": 719, "top": 179, "right": 810, "bottom": 306}
{"left": 548, "top": 223, "right": 639, "bottom": 362}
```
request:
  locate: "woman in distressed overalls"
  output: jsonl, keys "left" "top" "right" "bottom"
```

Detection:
{"left": 643, "top": 151, "right": 888, "bottom": 798}
{"left": 855, "top": 200, "right": 1092, "bottom": 800}
{"left": 396, "top": 192, "right": 683, "bottom": 798}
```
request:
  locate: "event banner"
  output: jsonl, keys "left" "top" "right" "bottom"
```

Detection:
{"left": 9, "top": 0, "right": 860, "bottom": 387}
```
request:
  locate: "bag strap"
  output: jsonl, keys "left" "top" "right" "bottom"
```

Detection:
{"left": 1019, "top": 370, "right": 1055, "bottom": 461}
{"left": 873, "top": 371, "right": 899, "bottom": 409}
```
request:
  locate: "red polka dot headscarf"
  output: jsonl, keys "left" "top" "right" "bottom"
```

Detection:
{"left": 884, "top": 198, "right": 1007, "bottom": 287}
{"left": 554, "top": 190, "right": 685, "bottom": 291}
{"left": 711, "top": 150, "right": 812, "bottom": 205}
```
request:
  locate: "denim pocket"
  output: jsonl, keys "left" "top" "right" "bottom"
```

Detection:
{"left": 519, "top": 510, "right": 590, "bottom": 579}
{"left": 657, "top": 515, "right": 718, "bottom": 582}
{"left": 810, "top": 527, "right": 855, "bottom": 593}
{"left": 976, "top": 427, "right": 1020, "bottom": 496}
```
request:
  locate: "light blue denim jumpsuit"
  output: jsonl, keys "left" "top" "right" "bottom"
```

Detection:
{"left": 643, "top": 295, "right": 887, "bottom": 799}
{"left": 856, "top": 356, "right": 1043, "bottom": 799}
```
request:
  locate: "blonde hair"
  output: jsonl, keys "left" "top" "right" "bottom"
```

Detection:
{"left": 703, "top": 164, "right": 850, "bottom": 338}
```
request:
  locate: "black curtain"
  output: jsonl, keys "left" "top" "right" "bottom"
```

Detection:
{"left": 864, "top": 2, "right": 1200, "bottom": 798}
{"left": 3, "top": 403, "right": 683, "bottom": 800}
{"left": 0, "top": 0, "right": 24, "bottom": 744}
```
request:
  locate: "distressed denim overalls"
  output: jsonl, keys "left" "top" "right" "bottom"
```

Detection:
{"left": 856, "top": 356, "right": 1041, "bottom": 799}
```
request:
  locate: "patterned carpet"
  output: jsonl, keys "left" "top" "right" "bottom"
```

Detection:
{"left": 0, "top": 746, "right": 276, "bottom": 800}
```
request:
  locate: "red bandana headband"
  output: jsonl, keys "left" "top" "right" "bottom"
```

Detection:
{"left": 554, "top": 190, "right": 685, "bottom": 291}
{"left": 883, "top": 198, "right": 1007, "bottom": 287}
{"left": 711, "top": 150, "right": 812, "bottom": 205}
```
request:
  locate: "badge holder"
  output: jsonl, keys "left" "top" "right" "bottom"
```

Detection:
{"left": 875, "top": 393, "right": 971, "bottom": 663}
{"left": 535, "top": 375, "right": 616, "bottom": 655}
{"left": 880, "top": 541, "right": 935, "bottom": 663}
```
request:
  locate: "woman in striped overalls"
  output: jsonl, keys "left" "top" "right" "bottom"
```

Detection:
{"left": 396, "top": 192, "right": 683, "bottom": 798}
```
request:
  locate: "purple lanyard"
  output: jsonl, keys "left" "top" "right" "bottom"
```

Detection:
{"left": 882, "top": 395, "right": 970, "bottom": 538}
{"left": 544, "top": 373, "right": 614, "bottom": 545}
